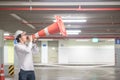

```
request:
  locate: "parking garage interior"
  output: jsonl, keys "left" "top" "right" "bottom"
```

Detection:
{"left": 0, "top": 0, "right": 120, "bottom": 80}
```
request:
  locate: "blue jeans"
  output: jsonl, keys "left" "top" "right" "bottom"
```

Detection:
{"left": 19, "top": 69, "right": 35, "bottom": 80}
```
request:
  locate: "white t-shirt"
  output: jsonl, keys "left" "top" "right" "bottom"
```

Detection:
{"left": 15, "top": 42, "right": 39, "bottom": 71}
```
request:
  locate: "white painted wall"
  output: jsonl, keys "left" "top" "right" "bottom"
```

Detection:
{"left": 33, "top": 42, "right": 41, "bottom": 64}
{"left": 4, "top": 40, "right": 14, "bottom": 65}
{"left": 4, "top": 39, "right": 115, "bottom": 65}
{"left": 48, "top": 41, "right": 58, "bottom": 64}
{"left": 0, "top": 30, "right": 4, "bottom": 65}
{"left": 58, "top": 39, "right": 115, "bottom": 65}
{"left": 4, "top": 44, "right": 8, "bottom": 65}
{"left": 115, "top": 44, "right": 120, "bottom": 67}
{"left": 58, "top": 48, "right": 68, "bottom": 64}
{"left": 41, "top": 41, "right": 48, "bottom": 64}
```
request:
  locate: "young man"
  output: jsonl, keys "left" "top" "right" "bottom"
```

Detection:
{"left": 14, "top": 30, "right": 39, "bottom": 80}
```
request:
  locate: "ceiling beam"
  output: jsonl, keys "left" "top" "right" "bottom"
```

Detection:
{"left": 4, "top": 35, "right": 120, "bottom": 40}
{"left": 0, "top": 1, "right": 120, "bottom": 6}
{"left": 10, "top": 13, "right": 36, "bottom": 29}
{"left": 0, "top": 7, "right": 120, "bottom": 11}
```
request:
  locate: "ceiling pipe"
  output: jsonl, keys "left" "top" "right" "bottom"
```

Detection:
{"left": 4, "top": 34, "right": 120, "bottom": 40}
{"left": 81, "top": 33, "right": 120, "bottom": 35}
{"left": 40, "top": 36, "right": 120, "bottom": 39}
{"left": 22, "top": 22, "right": 120, "bottom": 25}
{"left": 0, "top": 2, "right": 120, "bottom": 6}
{"left": 0, "top": 7, "right": 120, "bottom": 11}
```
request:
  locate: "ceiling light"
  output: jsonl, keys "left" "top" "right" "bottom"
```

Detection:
{"left": 76, "top": 39, "right": 89, "bottom": 42}
{"left": 52, "top": 47, "right": 55, "bottom": 50}
{"left": 67, "top": 30, "right": 81, "bottom": 35}
{"left": 67, "top": 24, "right": 71, "bottom": 27}
{"left": 62, "top": 17, "right": 87, "bottom": 19}
{"left": 107, "top": 39, "right": 114, "bottom": 41}
{"left": 53, "top": 20, "right": 87, "bottom": 23}
{"left": 4, "top": 33, "right": 10, "bottom": 36}
{"left": 10, "top": 13, "right": 36, "bottom": 29}
{"left": 67, "top": 30, "right": 81, "bottom": 33}
{"left": 38, "top": 39, "right": 54, "bottom": 41}
{"left": 10, "top": 13, "right": 22, "bottom": 20}
{"left": 67, "top": 32, "right": 79, "bottom": 35}
{"left": 92, "top": 38, "right": 99, "bottom": 43}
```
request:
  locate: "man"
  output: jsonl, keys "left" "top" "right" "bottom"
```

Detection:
{"left": 14, "top": 30, "right": 39, "bottom": 80}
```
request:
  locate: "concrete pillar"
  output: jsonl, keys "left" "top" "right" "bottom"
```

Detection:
{"left": 41, "top": 41, "right": 48, "bottom": 64}
{"left": 0, "top": 30, "right": 4, "bottom": 65}
{"left": 115, "top": 39, "right": 120, "bottom": 68}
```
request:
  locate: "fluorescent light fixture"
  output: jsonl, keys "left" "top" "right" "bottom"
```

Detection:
{"left": 67, "top": 24, "right": 71, "bottom": 27}
{"left": 4, "top": 33, "right": 10, "bottom": 36}
{"left": 53, "top": 20, "right": 87, "bottom": 23}
{"left": 67, "top": 30, "right": 81, "bottom": 33}
{"left": 76, "top": 39, "right": 89, "bottom": 42}
{"left": 10, "top": 13, "right": 36, "bottom": 29}
{"left": 67, "top": 30, "right": 81, "bottom": 35}
{"left": 67, "top": 32, "right": 79, "bottom": 35}
{"left": 107, "top": 39, "right": 114, "bottom": 41}
{"left": 92, "top": 38, "right": 99, "bottom": 43}
{"left": 52, "top": 47, "right": 55, "bottom": 50}
{"left": 10, "top": 13, "right": 22, "bottom": 20}
{"left": 38, "top": 39, "right": 54, "bottom": 41}
{"left": 62, "top": 17, "right": 87, "bottom": 19}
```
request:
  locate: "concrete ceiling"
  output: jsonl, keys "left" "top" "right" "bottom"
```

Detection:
{"left": 0, "top": 0, "right": 119, "bottom": 1}
{"left": 0, "top": 0, "right": 120, "bottom": 39}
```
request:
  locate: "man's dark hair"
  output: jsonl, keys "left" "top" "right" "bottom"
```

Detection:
{"left": 16, "top": 34, "right": 21, "bottom": 43}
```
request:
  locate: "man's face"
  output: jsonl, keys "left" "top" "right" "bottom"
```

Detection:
{"left": 20, "top": 32, "right": 27, "bottom": 43}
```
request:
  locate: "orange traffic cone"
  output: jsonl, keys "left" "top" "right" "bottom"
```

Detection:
{"left": 32, "top": 16, "right": 67, "bottom": 38}
{"left": 4, "top": 16, "right": 67, "bottom": 40}
{"left": 0, "top": 64, "right": 5, "bottom": 80}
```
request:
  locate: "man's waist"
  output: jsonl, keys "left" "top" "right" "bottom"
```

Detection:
{"left": 20, "top": 69, "right": 34, "bottom": 72}
{"left": 20, "top": 65, "right": 34, "bottom": 71}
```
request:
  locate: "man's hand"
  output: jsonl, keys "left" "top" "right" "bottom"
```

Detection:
{"left": 33, "top": 38, "right": 38, "bottom": 43}
{"left": 28, "top": 35, "right": 33, "bottom": 42}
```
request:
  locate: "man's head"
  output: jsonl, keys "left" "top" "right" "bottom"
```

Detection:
{"left": 14, "top": 30, "right": 27, "bottom": 43}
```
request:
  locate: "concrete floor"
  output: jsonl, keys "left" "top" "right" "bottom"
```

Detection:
{"left": 6, "top": 66, "right": 120, "bottom": 80}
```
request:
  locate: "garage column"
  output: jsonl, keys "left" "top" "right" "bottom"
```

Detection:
{"left": 41, "top": 41, "right": 48, "bottom": 64}
{"left": 0, "top": 30, "right": 4, "bottom": 65}
{"left": 115, "top": 39, "right": 120, "bottom": 68}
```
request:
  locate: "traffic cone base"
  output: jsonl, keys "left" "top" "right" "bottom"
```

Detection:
{"left": 0, "top": 64, "right": 5, "bottom": 80}
{"left": 56, "top": 16, "right": 67, "bottom": 36}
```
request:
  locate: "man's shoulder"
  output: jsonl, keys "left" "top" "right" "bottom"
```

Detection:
{"left": 15, "top": 43, "right": 20, "bottom": 46}
{"left": 14, "top": 43, "right": 23, "bottom": 48}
